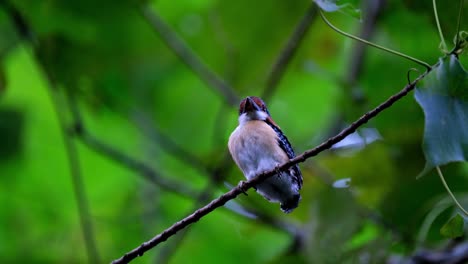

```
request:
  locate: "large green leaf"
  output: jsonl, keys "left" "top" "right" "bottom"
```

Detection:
{"left": 414, "top": 55, "right": 468, "bottom": 175}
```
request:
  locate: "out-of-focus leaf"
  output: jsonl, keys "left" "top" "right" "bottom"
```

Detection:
{"left": 344, "top": 221, "right": 379, "bottom": 251}
{"left": 440, "top": 213, "right": 464, "bottom": 239}
{"left": 224, "top": 200, "right": 258, "bottom": 219}
{"left": 313, "top": 0, "right": 361, "bottom": 19}
{"left": 333, "top": 178, "right": 351, "bottom": 188}
{"left": 414, "top": 55, "right": 468, "bottom": 176}
{"left": 331, "top": 127, "right": 382, "bottom": 155}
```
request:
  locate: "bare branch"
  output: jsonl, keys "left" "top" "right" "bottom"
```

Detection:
{"left": 139, "top": 4, "right": 240, "bottom": 106}
{"left": 155, "top": 176, "right": 302, "bottom": 263}
{"left": 261, "top": 3, "right": 317, "bottom": 100}
{"left": 344, "top": 0, "right": 386, "bottom": 102}
{"left": 112, "top": 68, "right": 431, "bottom": 264}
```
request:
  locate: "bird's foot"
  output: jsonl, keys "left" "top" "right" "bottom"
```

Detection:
{"left": 239, "top": 181, "right": 249, "bottom": 196}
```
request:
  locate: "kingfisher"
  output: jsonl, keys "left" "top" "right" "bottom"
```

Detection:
{"left": 228, "top": 96, "right": 303, "bottom": 213}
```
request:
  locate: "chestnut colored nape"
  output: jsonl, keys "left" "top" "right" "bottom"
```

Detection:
{"left": 247, "top": 96, "right": 266, "bottom": 107}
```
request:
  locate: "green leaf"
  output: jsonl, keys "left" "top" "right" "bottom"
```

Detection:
{"left": 414, "top": 55, "right": 468, "bottom": 175}
{"left": 440, "top": 213, "right": 465, "bottom": 239}
{"left": 344, "top": 221, "right": 379, "bottom": 251}
{"left": 313, "top": 0, "right": 361, "bottom": 19}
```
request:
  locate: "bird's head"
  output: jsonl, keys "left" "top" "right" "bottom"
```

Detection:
{"left": 238, "top": 96, "right": 277, "bottom": 125}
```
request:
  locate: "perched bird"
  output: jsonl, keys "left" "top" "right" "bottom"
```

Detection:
{"left": 228, "top": 96, "right": 303, "bottom": 213}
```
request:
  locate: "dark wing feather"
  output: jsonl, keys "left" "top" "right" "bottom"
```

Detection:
{"left": 265, "top": 120, "right": 303, "bottom": 188}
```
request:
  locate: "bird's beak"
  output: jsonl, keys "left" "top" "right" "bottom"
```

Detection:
{"left": 243, "top": 97, "right": 261, "bottom": 113}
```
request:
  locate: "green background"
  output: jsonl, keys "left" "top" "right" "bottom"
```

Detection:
{"left": 0, "top": 0, "right": 467, "bottom": 263}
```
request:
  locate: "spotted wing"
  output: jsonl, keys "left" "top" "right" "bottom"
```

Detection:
{"left": 265, "top": 120, "right": 303, "bottom": 188}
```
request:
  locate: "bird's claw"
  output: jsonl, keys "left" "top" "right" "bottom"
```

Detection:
{"left": 239, "top": 181, "right": 249, "bottom": 196}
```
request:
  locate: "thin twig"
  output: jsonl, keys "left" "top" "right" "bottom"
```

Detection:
{"left": 320, "top": 11, "right": 432, "bottom": 70}
{"left": 112, "top": 67, "right": 431, "bottom": 264}
{"left": 432, "top": 0, "right": 447, "bottom": 51}
{"left": 1, "top": 2, "right": 101, "bottom": 263}
{"left": 453, "top": 0, "right": 464, "bottom": 54}
{"left": 139, "top": 4, "right": 239, "bottom": 106}
{"left": 261, "top": 3, "right": 317, "bottom": 100}
{"left": 436, "top": 166, "right": 468, "bottom": 216}
{"left": 344, "top": 0, "right": 385, "bottom": 98}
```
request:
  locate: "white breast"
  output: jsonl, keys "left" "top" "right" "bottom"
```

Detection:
{"left": 228, "top": 120, "right": 288, "bottom": 179}
{"left": 228, "top": 119, "right": 301, "bottom": 213}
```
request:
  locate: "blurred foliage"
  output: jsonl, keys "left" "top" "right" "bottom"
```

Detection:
{"left": 0, "top": 0, "right": 467, "bottom": 263}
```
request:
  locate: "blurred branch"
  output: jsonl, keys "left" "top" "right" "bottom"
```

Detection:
{"left": 0, "top": 2, "right": 101, "bottom": 263}
{"left": 64, "top": 92, "right": 199, "bottom": 198}
{"left": 211, "top": 104, "right": 231, "bottom": 148}
{"left": 261, "top": 3, "right": 317, "bottom": 101}
{"left": 49, "top": 91, "right": 101, "bottom": 264}
{"left": 131, "top": 110, "right": 211, "bottom": 175}
{"left": 112, "top": 67, "right": 431, "bottom": 264}
{"left": 0, "top": 0, "right": 35, "bottom": 44}
{"left": 79, "top": 130, "right": 200, "bottom": 198}
{"left": 343, "top": 0, "right": 386, "bottom": 103}
{"left": 139, "top": 4, "right": 240, "bottom": 106}
{"left": 389, "top": 239, "right": 468, "bottom": 264}
{"left": 208, "top": 9, "right": 238, "bottom": 83}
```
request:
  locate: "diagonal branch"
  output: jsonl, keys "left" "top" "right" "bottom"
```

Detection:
{"left": 130, "top": 110, "right": 210, "bottom": 175}
{"left": 139, "top": 4, "right": 240, "bottom": 106}
{"left": 78, "top": 131, "right": 200, "bottom": 198}
{"left": 262, "top": 3, "right": 317, "bottom": 100}
{"left": 111, "top": 67, "right": 431, "bottom": 264}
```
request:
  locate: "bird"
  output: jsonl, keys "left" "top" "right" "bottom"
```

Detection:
{"left": 228, "top": 96, "right": 303, "bottom": 213}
